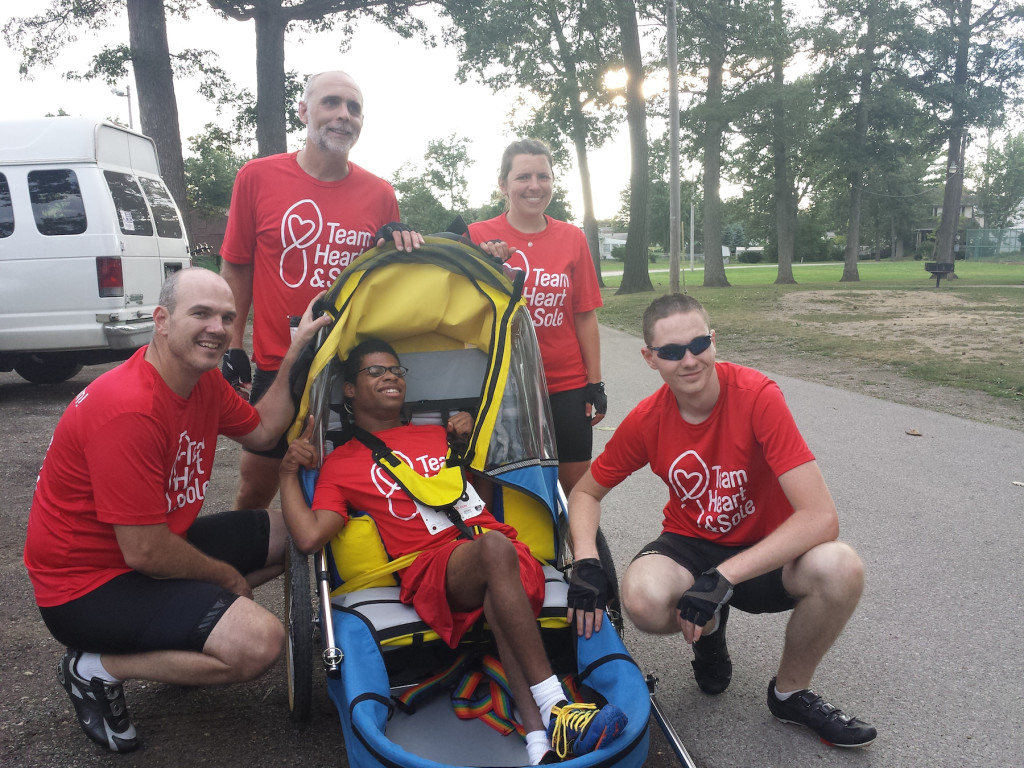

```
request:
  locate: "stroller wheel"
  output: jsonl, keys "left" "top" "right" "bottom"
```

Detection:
{"left": 285, "top": 539, "right": 314, "bottom": 721}
{"left": 596, "top": 529, "right": 624, "bottom": 635}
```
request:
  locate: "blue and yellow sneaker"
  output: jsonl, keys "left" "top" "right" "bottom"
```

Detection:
{"left": 546, "top": 700, "right": 627, "bottom": 759}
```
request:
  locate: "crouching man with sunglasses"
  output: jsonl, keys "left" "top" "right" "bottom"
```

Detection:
{"left": 566, "top": 293, "right": 876, "bottom": 749}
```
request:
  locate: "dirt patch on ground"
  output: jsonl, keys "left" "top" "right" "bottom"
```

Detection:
{"left": 724, "top": 291, "right": 1024, "bottom": 432}
{"left": 778, "top": 289, "right": 1022, "bottom": 364}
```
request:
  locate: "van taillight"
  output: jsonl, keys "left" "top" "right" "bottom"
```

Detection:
{"left": 96, "top": 257, "right": 124, "bottom": 298}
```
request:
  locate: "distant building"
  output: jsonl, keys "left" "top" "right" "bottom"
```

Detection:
{"left": 913, "top": 191, "right": 984, "bottom": 250}
{"left": 597, "top": 227, "right": 627, "bottom": 259}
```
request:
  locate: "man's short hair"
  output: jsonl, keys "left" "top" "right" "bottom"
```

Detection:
{"left": 343, "top": 338, "right": 400, "bottom": 381}
{"left": 157, "top": 267, "right": 218, "bottom": 315}
{"left": 157, "top": 267, "right": 199, "bottom": 314}
{"left": 302, "top": 70, "right": 359, "bottom": 106}
{"left": 642, "top": 294, "right": 711, "bottom": 344}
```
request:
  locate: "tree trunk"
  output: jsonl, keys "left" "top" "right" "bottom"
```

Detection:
{"left": 542, "top": 1, "right": 605, "bottom": 288}
{"left": 613, "top": 0, "right": 652, "bottom": 294}
{"left": 127, "top": 0, "right": 190, "bottom": 238}
{"left": 771, "top": 0, "right": 795, "bottom": 285}
{"left": 841, "top": 5, "right": 876, "bottom": 282}
{"left": 702, "top": 49, "right": 729, "bottom": 287}
{"left": 934, "top": 0, "right": 972, "bottom": 267}
{"left": 572, "top": 134, "right": 604, "bottom": 288}
{"left": 254, "top": 2, "right": 288, "bottom": 156}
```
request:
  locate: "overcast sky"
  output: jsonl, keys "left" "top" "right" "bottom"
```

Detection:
{"left": 1, "top": 3, "right": 640, "bottom": 222}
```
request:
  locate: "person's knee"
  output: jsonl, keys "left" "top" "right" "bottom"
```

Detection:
{"left": 235, "top": 612, "right": 285, "bottom": 680}
{"left": 622, "top": 569, "right": 676, "bottom": 633}
{"left": 477, "top": 531, "right": 519, "bottom": 571}
{"left": 790, "top": 541, "right": 864, "bottom": 603}
{"left": 205, "top": 601, "right": 284, "bottom": 681}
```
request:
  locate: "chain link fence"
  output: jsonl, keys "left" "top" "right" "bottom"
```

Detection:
{"left": 965, "top": 228, "right": 1024, "bottom": 262}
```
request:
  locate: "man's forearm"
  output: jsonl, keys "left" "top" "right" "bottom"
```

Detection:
{"left": 220, "top": 260, "right": 254, "bottom": 349}
{"left": 568, "top": 487, "right": 603, "bottom": 561}
{"left": 115, "top": 524, "right": 249, "bottom": 597}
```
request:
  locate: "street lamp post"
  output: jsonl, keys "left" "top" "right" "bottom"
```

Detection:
{"left": 110, "top": 85, "right": 134, "bottom": 130}
{"left": 667, "top": 0, "right": 681, "bottom": 293}
{"left": 690, "top": 191, "right": 695, "bottom": 271}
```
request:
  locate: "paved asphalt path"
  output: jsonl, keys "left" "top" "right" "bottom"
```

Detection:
{"left": 3, "top": 323, "right": 1022, "bottom": 767}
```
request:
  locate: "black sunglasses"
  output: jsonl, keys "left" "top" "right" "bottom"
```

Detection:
{"left": 357, "top": 364, "right": 408, "bottom": 378}
{"left": 647, "top": 334, "right": 713, "bottom": 361}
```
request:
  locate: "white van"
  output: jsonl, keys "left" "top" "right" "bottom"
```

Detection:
{"left": 0, "top": 118, "right": 191, "bottom": 383}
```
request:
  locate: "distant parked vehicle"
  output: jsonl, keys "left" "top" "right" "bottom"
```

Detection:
{"left": 0, "top": 118, "right": 191, "bottom": 383}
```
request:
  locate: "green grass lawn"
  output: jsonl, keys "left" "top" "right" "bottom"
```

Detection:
{"left": 596, "top": 260, "right": 1024, "bottom": 402}
{"left": 601, "top": 258, "right": 1024, "bottom": 288}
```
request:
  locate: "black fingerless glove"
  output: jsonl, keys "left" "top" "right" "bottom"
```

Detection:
{"left": 585, "top": 381, "right": 608, "bottom": 415}
{"left": 677, "top": 568, "right": 733, "bottom": 626}
{"left": 374, "top": 221, "right": 414, "bottom": 243}
{"left": 567, "top": 558, "right": 609, "bottom": 613}
{"left": 221, "top": 348, "right": 252, "bottom": 389}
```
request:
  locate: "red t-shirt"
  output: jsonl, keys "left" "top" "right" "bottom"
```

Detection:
{"left": 590, "top": 362, "right": 815, "bottom": 546}
{"left": 312, "top": 424, "right": 518, "bottom": 557}
{"left": 468, "top": 215, "right": 602, "bottom": 393}
{"left": 24, "top": 348, "right": 261, "bottom": 607}
{"left": 221, "top": 153, "right": 400, "bottom": 370}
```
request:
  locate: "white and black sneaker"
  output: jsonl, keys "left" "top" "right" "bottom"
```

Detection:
{"left": 57, "top": 650, "right": 139, "bottom": 753}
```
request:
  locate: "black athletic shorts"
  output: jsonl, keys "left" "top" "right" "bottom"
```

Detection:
{"left": 549, "top": 386, "right": 593, "bottom": 463}
{"left": 632, "top": 532, "right": 797, "bottom": 614}
{"left": 244, "top": 367, "right": 289, "bottom": 459}
{"left": 39, "top": 509, "right": 271, "bottom": 654}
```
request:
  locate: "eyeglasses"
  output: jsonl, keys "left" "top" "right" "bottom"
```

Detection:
{"left": 357, "top": 364, "right": 408, "bottom": 378}
{"left": 647, "top": 334, "right": 713, "bottom": 361}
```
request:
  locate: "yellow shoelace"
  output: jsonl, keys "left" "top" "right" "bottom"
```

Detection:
{"left": 549, "top": 702, "right": 599, "bottom": 759}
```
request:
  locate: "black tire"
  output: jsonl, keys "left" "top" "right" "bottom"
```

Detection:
{"left": 14, "top": 354, "right": 83, "bottom": 384}
{"left": 284, "top": 539, "right": 313, "bottom": 722}
{"left": 595, "top": 528, "right": 625, "bottom": 635}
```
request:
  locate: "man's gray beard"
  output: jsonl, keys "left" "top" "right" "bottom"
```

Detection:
{"left": 309, "top": 124, "right": 357, "bottom": 155}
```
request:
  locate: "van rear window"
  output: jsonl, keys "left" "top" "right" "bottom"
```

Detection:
{"left": 104, "top": 171, "right": 154, "bottom": 236}
{"left": 139, "top": 177, "right": 184, "bottom": 239}
{"left": 0, "top": 173, "right": 12, "bottom": 238}
{"left": 28, "top": 169, "right": 88, "bottom": 236}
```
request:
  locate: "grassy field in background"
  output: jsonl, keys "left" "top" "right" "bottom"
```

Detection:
{"left": 597, "top": 260, "right": 1024, "bottom": 402}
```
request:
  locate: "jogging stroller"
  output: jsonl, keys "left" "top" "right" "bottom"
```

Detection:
{"left": 283, "top": 235, "right": 651, "bottom": 767}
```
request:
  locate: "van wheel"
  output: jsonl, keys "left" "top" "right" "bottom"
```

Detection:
{"left": 15, "top": 354, "right": 84, "bottom": 384}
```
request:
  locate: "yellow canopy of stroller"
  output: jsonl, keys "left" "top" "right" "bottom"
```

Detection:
{"left": 288, "top": 234, "right": 560, "bottom": 511}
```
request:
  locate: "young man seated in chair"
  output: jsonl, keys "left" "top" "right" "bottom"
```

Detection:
{"left": 279, "top": 338, "right": 627, "bottom": 763}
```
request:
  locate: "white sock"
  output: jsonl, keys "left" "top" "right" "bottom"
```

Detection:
{"left": 530, "top": 675, "right": 565, "bottom": 725}
{"left": 75, "top": 652, "right": 121, "bottom": 683}
{"left": 526, "top": 730, "right": 551, "bottom": 764}
{"left": 773, "top": 686, "right": 799, "bottom": 701}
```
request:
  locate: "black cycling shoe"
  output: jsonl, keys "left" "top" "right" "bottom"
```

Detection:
{"left": 57, "top": 650, "right": 139, "bottom": 753}
{"left": 767, "top": 677, "right": 877, "bottom": 748}
{"left": 691, "top": 604, "right": 732, "bottom": 695}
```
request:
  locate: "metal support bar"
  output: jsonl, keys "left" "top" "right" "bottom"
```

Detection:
{"left": 647, "top": 674, "right": 699, "bottom": 768}
{"left": 316, "top": 549, "right": 343, "bottom": 677}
